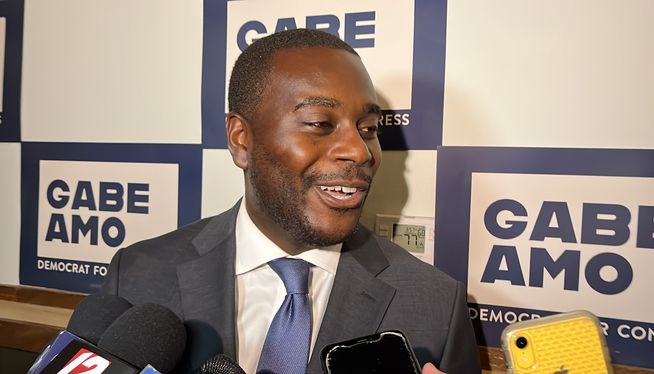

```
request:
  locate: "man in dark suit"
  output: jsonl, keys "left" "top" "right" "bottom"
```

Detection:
{"left": 102, "top": 29, "right": 481, "bottom": 373}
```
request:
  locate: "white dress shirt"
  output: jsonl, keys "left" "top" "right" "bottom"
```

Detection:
{"left": 234, "top": 200, "right": 341, "bottom": 373}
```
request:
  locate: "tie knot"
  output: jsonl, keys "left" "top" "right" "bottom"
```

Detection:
{"left": 269, "top": 258, "right": 310, "bottom": 294}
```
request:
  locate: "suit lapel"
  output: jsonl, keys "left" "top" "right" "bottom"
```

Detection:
{"left": 172, "top": 207, "right": 394, "bottom": 373}
{"left": 307, "top": 227, "right": 396, "bottom": 373}
{"left": 176, "top": 203, "right": 240, "bottom": 369}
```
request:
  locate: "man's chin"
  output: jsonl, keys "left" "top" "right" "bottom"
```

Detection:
{"left": 300, "top": 223, "right": 359, "bottom": 248}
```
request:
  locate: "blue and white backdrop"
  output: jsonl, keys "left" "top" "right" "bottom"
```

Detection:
{"left": 0, "top": 0, "right": 652, "bottom": 369}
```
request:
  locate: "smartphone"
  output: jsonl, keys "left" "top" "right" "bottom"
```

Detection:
{"left": 321, "top": 330, "right": 421, "bottom": 374}
{"left": 501, "top": 310, "right": 613, "bottom": 374}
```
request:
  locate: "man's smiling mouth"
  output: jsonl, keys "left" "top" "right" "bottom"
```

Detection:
{"left": 319, "top": 185, "right": 358, "bottom": 193}
{"left": 317, "top": 184, "right": 367, "bottom": 202}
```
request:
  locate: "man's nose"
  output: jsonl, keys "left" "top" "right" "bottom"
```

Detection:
{"left": 330, "top": 125, "right": 373, "bottom": 166}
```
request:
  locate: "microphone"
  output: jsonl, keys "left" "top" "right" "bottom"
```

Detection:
{"left": 29, "top": 300, "right": 186, "bottom": 373}
{"left": 28, "top": 294, "right": 133, "bottom": 373}
{"left": 32, "top": 331, "right": 151, "bottom": 374}
{"left": 197, "top": 354, "right": 245, "bottom": 374}
{"left": 98, "top": 302, "right": 187, "bottom": 373}
{"left": 67, "top": 293, "right": 133, "bottom": 344}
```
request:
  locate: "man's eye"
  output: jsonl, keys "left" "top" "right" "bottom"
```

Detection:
{"left": 359, "top": 124, "right": 380, "bottom": 137}
{"left": 304, "top": 121, "right": 331, "bottom": 129}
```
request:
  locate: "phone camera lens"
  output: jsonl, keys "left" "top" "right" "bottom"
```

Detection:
{"left": 515, "top": 337, "right": 528, "bottom": 349}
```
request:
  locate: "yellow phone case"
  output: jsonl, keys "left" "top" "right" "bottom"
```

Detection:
{"left": 501, "top": 310, "right": 613, "bottom": 374}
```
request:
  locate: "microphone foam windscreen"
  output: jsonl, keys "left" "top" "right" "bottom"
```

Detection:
{"left": 97, "top": 303, "right": 186, "bottom": 373}
{"left": 200, "top": 354, "right": 245, "bottom": 374}
{"left": 67, "top": 293, "right": 133, "bottom": 344}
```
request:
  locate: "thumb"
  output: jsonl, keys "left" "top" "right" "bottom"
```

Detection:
{"left": 422, "top": 362, "right": 446, "bottom": 374}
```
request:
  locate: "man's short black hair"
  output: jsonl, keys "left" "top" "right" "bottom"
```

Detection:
{"left": 228, "top": 28, "right": 359, "bottom": 120}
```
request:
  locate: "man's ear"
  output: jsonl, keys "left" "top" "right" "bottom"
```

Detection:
{"left": 226, "top": 112, "right": 249, "bottom": 170}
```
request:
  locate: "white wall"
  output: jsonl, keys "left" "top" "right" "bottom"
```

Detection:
{"left": 443, "top": 0, "right": 654, "bottom": 149}
{"left": 0, "top": 143, "right": 21, "bottom": 285}
{"left": 21, "top": 0, "right": 203, "bottom": 144}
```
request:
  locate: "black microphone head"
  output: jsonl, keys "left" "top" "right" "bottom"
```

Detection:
{"left": 67, "top": 293, "right": 132, "bottom": 344}
{"left": 97, "top": 302, "right": 186, "bottom": 373}
{"left": 199, "top": 354, "right": 245, "bottom": 374}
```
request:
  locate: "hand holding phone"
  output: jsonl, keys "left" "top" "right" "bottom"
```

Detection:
{"left": 321, "top": 330, "right": 422, "bottom": 374}
{"left": 501, "top": 310, "right": 613, "bottom": 374}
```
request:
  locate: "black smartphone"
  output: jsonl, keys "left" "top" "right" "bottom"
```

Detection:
{"left": 320, "top": 330, "right": 422, "bottom": 374}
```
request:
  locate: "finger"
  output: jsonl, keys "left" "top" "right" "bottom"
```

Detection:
{"left": 422, "top": 362, "right": 445, "bottom": 374}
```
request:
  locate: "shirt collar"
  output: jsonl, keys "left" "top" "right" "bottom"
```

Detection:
{"left": 234, "top": 198, "right": 341, "bottom": 276}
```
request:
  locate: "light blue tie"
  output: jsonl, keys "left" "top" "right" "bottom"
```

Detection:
{"left": 256, "top": 258, "right": 311, "bottom": 374}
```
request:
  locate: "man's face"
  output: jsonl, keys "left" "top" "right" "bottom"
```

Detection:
{"left": 240, "top": 47, "right": 382, "bottom": 253}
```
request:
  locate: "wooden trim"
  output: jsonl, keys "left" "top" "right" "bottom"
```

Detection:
{"left": 0, "top": 318, "right": 60, "bottom": 353}
{"left": 0, "top": 284, "right": 86, "bottom": 310}
{"left": 1, "top": 285, "right": 652, "bottom": 372}
{"left": 479, "top": 346, "right": 654, "bottom": 373}
{"left": 479, "top": 345, "right": 506, "bottom": 371}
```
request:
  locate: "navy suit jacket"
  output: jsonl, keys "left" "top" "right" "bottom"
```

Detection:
{"left": 102, "top": 202, "right": 481, "bottom": 373}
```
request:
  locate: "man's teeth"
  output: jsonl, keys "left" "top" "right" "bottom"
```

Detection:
{"left": 319, "top": 186, "right": 357, "bottom": 193}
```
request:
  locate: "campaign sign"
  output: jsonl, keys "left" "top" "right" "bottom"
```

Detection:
{"left": 0, "top": 0, "right": 23, "bottom": 142}
{"left": 38, "top": 160, "right": 178, "bottom": 264}
{"left": 435, "top": 147, "right": 654, "bottom": 368}
{"left": 202, "top": 0, "right": 447, "bottom": 150}
{"left": 20, "top": 143, "right": 202, "bottom": 293}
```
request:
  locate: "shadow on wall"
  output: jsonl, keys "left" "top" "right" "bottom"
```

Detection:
{"left": 466, "top": 294, "right": 489, "bottom": 347}
{"left": 360, "top": 90, "right": 409, "bottom": 230}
